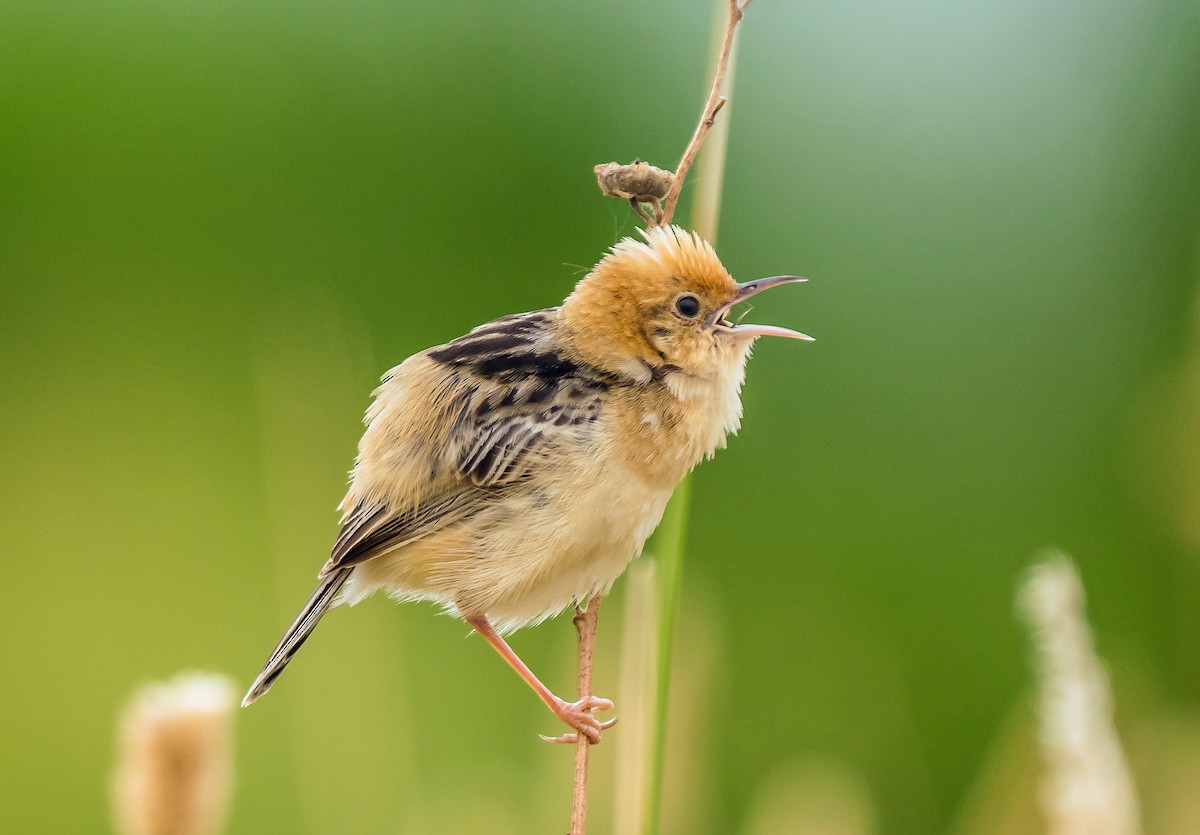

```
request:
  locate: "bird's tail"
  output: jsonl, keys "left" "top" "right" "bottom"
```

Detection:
{"left": 241, "top": 566, "right": 353, "bottom": 707}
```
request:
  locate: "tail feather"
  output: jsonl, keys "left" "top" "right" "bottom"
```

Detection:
{"left": 242, "top": 567, "right": 353, "bottom": 707}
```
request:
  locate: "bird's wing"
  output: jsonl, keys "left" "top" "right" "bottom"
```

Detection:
{"left": 319, "top": 490, "right": 482, "bottom": 576}
{"left": 427, "top": 308, "right": 614, "bottom": 488}
{"left": 319, "top": 309, "right": 614, "bottom": 575}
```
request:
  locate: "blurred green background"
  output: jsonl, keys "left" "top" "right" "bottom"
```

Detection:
{"left": 3, "top": 0, "right": 1200, "bottom": 832}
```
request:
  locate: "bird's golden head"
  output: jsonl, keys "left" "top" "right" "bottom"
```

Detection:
{"left": 561, "top": 225, "right": 811, "bottom": 381}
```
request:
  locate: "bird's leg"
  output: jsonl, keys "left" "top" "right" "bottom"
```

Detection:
{"left": 628, "top": 197, "right": 655, "bottom": 226}
{"left": 542, "top": 596, "right": 605, "bottom": 748}
{"left": 648, "top": 196, "right": 665, "bottom": 224}
{"left": 466, "top": 614, "right": 617, "bottom": 744}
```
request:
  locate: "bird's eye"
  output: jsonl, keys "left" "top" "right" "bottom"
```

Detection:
{"left": 675, "top": 294, "right": 701, "bottom": 318}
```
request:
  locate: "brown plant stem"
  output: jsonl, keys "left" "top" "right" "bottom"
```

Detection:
{"left": 570, "top": 594, "right": 602, "bottom": 835}
{"left": 577, "top": 2, "right": 752, "bottom": 830}
{"left": 659, "top": 0, "right": 752, "bottom": 226}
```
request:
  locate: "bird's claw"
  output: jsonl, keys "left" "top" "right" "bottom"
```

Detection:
{"left": 540, "top": 717, "right": 619, "bottom": 745}
{"left": 541, "top": 695, "right": 617, "bottom": 745}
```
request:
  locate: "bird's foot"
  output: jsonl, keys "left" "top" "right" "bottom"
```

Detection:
{"left": 540, "top": 695, "right": 617, "bottom": 745}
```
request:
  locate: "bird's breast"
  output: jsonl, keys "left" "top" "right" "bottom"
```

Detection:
{"left": 610, "top": 369, "right": 745, "bottom": 489}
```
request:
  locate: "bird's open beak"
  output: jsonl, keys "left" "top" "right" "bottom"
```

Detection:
{"left": 713, "top": 275, "right": 813, "bottom": 341}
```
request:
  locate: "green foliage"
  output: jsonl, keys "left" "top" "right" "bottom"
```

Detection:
{"left": 2, "top": 0, "right": 1199, "bottom": 833}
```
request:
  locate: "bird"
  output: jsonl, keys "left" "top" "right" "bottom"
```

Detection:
{"left": 241, "top": 224, "right": 811, "bottom": 743}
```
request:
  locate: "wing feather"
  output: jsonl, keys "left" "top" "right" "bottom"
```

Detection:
{"left": 448, "top": 376, "right": 607, "bottom": 488}
{"left": 320, "top": 491, "right": 484, "bottom": 576}
{"left": 428, "top": 308, "right": 615, "bottom": 489}
{"left": 322, "top": 308, "right": 615, "bottom": 574}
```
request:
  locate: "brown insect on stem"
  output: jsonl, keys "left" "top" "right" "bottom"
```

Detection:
{"left": 595, "top": 161, "right": 675, "bottom": 224}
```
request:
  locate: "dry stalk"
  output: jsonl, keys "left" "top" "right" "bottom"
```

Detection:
{"left": 576, "top": 2, "right": 755, "bottom": 830}
{"left": 569, "top": 595, "right": 603, "bottom": 835}
{"left": 659, "top": 0, "right": 752, "bottom": 226}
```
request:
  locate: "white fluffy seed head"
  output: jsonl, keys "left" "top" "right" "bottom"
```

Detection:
{"left": 112, "top": 672, "right": 237, "bottom": 835}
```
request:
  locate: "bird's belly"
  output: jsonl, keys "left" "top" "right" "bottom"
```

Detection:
{"left": 355, "top": 470, "right": 674, "bottom": 632}
{"left": 474, "top": 474, "right": 673, "bottom": 630}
